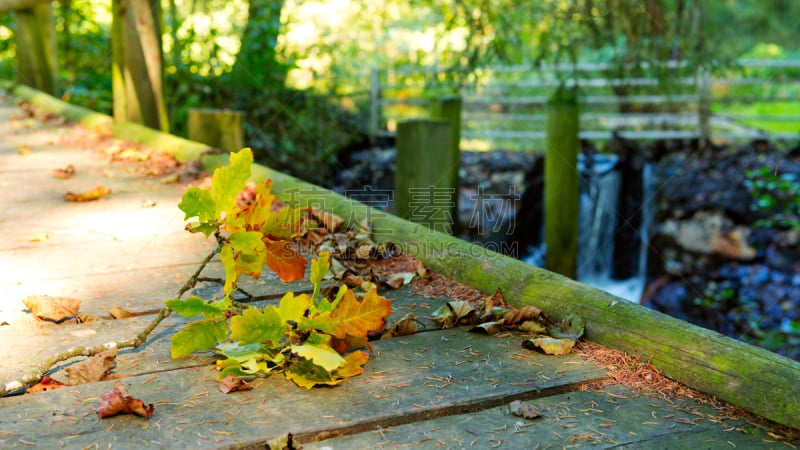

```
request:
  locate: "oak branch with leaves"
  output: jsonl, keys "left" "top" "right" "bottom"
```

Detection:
{"left": 167, "top": 148, "right": 392, "bottom": 388}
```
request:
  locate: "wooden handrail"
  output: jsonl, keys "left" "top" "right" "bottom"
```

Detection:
{"left": 0, "top": 0, "right": 52, "bottom": 13}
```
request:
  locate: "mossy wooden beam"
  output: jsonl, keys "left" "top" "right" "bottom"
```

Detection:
{"left": 0, "top": 0, "right": 50, "bottom": 13}
{"left": 13, "top": 2, "right": 58, "bottom": 95}
{"left": 11, "top": 84, "right": 209, "bottom": 162}
{"left": 544, "top": 86, "right": 580, "bottom": 278}
{"left": 11, "top": 84, "right": 800, "bottom": 430}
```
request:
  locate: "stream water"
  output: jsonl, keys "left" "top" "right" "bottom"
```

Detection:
{"left": 524, "top": 156, "right": 655, "bottom": 302}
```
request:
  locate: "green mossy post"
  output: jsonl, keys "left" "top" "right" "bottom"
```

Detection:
{"left": 14, "top": 2, "right": 57, "bottom": 95}
{"left": 544, "top": 85, "right": 580, "bottom": 278}
{"left": 119, "top": 0, "right": 168, "bottom": 132}
{"left": 395, "top": 119, "right": 455, "bottom": 234}
{"left": 430, "top": 96, "right": 462, "bottom": 230}
{"left": 187, "top": 108, "right": 244, "bottom": 152}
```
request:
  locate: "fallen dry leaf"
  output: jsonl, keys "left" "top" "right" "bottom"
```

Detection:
{"left": 22, "top": 295, "right": 81, "bottom": 322}
{"left": 218, "top": 375, "right": 254, "bottom": 394}
{"left": 96, "top": 381, "right": 154, "bottom": 419}
{"left": 26, "top": 376, "right": 67, "bottom": 393}
{"left": 25, "top": 233, "right": 48, "bottom": 242}
{"left": 523, "top": 337, "right": 576, "bottom": 355}
{"left": 509, "top": 400, "right": 544, "bottom": 419}
{"left": 140, "top": 199, "right": 157, "bottom": 208}
{"left": 77, "top": 313, "right": 100, "bottom": 323}
{"left": 382, "top": 313, "right": 420, "bottom": 338}
{"left": 416, "top": 261, "right": 432, "bottom": 279}
{"left": 502, "top": 305, "right": 546, "bottom": 327}
{"left": 385, "top": 272, "right": 415, "bottom": 289}
{"left": 66, "top": 348, "right": 118, "bottom": 385}
{"left": 108, "top": 307, "right": 134, "bottom": 319}
{"left": 52, "top": 164, "right": 76, "bottom": 179}
{"left": 309, "top": 207, "right": 343, "bottom": 232}
{"left": 64, "top": 185, "right": 111, "bottom": 202}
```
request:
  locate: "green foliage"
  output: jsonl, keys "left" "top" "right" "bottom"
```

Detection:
{"left": 744, "top": 167, "right": 800, "bottom": 229}
{"left": 167, "top": 150, "right": 391, "bottom": 388}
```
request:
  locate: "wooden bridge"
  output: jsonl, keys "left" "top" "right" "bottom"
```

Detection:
{"left": 1, "top": 82, "right": 799, "bottom": 448}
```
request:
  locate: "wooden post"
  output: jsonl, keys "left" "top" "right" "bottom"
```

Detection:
{"left": 696, "top": 66, "right": 712, "bottom": 147}
{"left": 544, "top": 86, "right": 580, "bottom": 279}
{"left": 14, "top": 2, "right": 57, "bottom": 95}
{"left": 430, "top": 96, "right": 462, "bottom": 232}
{"left": 111, "top": 0, "right": 126, "bottom": 123}
{"left": 368, "top": 68, "right": 380, "bottom": 146}
{"left": 187, "top": 108, "right": 244, "bottom": 152}
{"left": 118, "top": 0, "right": 168, "bottom": 132}
{"left": 395, "top": 119, "right": 455, "bottom": 234}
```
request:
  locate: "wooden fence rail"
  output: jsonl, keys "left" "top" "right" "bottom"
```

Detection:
{"left": 367, "top": 60, "right": 800, "bottom": 149}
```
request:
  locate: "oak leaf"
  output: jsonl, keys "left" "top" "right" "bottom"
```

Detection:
{"left": 218, "top": 375, "right": 254, "bottom": 394}
{"left": 331, "top": 288, "right": 392, "bottom": 339}
{"left": 382, "top": 313, "right": 420, "bottom": 338}
{"left": 52, "top": 164, "right": 76, "bottom": 179}
{"left": 96, "top": 381, "right": 154, "bottom": 419}
{"left": 26, "top": 376, "right": 66, "bottom": 393}
{"left": 502, "top": 305, "right": 545, "bottom": 327}
{"left": 523, "top": 337, "right": 576, "bottom": 355}
{"left": 263, "top": 240, "right": 307, "bottom": 282}
{"left": 66, "top": 348, "right": 118, "bottom": 385}
{"left": 510, "top": 400, "right": 544, "bottom": 419}
{"left": 64, "top": 185, "right": 111, "bottom": 202}
{"left": 23, "top": 295, "right": 81, "bottom": 322}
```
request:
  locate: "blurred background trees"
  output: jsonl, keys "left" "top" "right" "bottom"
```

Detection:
{"left": 0, "top": 0, "right": 798, "bottom": 184}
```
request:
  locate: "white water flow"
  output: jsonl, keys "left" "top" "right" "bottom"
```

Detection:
{"left": 525, "top": 157, "right": 654, "bottom": 302}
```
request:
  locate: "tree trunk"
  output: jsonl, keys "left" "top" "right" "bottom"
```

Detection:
{"left": 14, "top": 3, "right": 57, "bottom": 95}
{"left": 544, "top": 86, "right": 580, "bottom": 278}
{"left": 119, "top": 0, "right": 168, "bottom": 131}
{"left": 229, "top": 0, "right": 286, "bottom": 92}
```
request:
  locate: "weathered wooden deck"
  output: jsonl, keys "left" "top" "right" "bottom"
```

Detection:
{"left": 0, "top": 89, "right": 797, "bottom": 448}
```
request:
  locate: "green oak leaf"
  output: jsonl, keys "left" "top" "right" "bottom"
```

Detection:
{"left": 165, "top": 296, "right": 225, "bottom": 319}
{"left": 179, "top": 187, "right": 216, "bottom": 222}
{"left": 260, "top": 206, "right": 302, "bottom": 240}
{"left": 278, "top": 292, "right": 311, "bottom": 323}
{"left": 229, "top": 230, "right": 266, "bottom": 254}
{"left": 216, "top": 342, "right": 264, "bottom": 362}
{"left": 220, "top": 244, "right": 238, "bottom": 295}
{"left": 230, "top": 306, "right": 287, "bottom": 345}
{"left": 171, "top": 318, "right": 228, "bottom": 359}
{"left": 212, "top": 149, "right": 253, "bottom": 216}
{"left": 298, "top": 311, "right": 336, "bottom": 334}
{"left": 291, "top": 343, "right": 345, "bottom": 372}
{"left": 284, "top": 359, "right": 342, "bottom": 389}
{"left": 310, "top": 251, "right": 331, "bottom": 303}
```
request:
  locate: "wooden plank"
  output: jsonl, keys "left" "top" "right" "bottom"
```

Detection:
{"left": 0, "top": 313, "right": 215, "bottom": 390}
{"left": 0, "top": 330, "right": 604, "bottom": 448}
{"left": 304, "top": 384, "right": 789, "bottom": 449}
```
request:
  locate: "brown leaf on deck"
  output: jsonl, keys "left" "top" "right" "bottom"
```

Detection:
{"left": 96, "top": 381, "right": 154, "bottom": 419}
{"left": 52, "top": 164, "right": 76, "bottom": 179}
{"left": 509, "top": 400, "right": 544, "bottom": 419}
{"left": 63, "top": 185, "right": 111, "bottom": 202}
{"left": 218, "top": 375, "right": 254, "bottom": 394}
{"left": 26, "top": 376, "right": 67, "bottom": 393}
{"left": 22, "top": 295, "right": 81, "bottom": 322}
{"left": 382, "top": 313, "right": 420, "bottom": 338}
{"left": 66, "top": 348, "right": 118, "bottom": 385}
{"left": 502, "top": 305, "right": 545, "bottom": 327}
{"left": 108, "top": 307, "right": 134, "bottom": 319}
